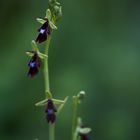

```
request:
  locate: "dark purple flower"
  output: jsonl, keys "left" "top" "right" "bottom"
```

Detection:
{"left": 79, "top": 125, "right": 90, "bottom": 140}
{"left": 79, "top": 134, "right": 89, "bottom": 140}
{"left": 28, "top": 52, "right": 40, "bottom": 77}
{"left": 36, "top": 19, "right": 50, "bottom": 43}
{"left": 45, "top": 99, "right": 57, "bottom": 123}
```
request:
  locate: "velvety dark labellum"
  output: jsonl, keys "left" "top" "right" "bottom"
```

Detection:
{"left": 28, "top": 52, "right": 40, "bottom": 77}
{"left": 45, "top": 99, "right": 57, "bottom": 123}
{"left": 36, "top": 19, "right": 50, "bottom": 43}
{"left": 80, "top": 134, "right": 89, "bottom": 140}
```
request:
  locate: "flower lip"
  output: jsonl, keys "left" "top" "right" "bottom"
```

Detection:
{"left": 40, "top": 29, "right": 46, "bottom": 34}
{"left": 45, "top": 99, "right": 57, "bottom": 123}
{"left": 79, "top": 134, "right": 89, "bottom": 140}
{"left": 28, "top": 52, "right": 40, "bottom": 77}
{"left": 36, "top": 18, "right": 50, "bottom": 43}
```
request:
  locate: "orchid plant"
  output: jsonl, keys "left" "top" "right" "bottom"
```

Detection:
{"left": 26, "top": 0, "right": 91, "bottom": 140}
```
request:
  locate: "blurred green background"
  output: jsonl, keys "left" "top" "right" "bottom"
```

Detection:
{"left": 0, "top": 0, "right": 140, "bottom": 140}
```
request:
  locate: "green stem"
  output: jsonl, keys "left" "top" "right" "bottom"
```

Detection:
{"left": 49, "top": 123, "right": 55, "bottom": 140}
{"left": 44, "top": 35, "right": 51, "bottom": 97}
{"left": 72, "top": 97, "right": 78, "bottom": 140}
{"left": 44, "top": 35, "right": 55, "bottom": 140}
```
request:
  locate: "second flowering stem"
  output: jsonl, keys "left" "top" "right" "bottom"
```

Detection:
{"left": 72, "top": 96, "right": 79, "bottom": 140}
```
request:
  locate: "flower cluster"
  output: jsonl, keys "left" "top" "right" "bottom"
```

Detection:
{"left": 27, "top": 17, "right": 50, "bottom": 77}
{"left": 45, "top": 99, "right": 57, "bottom": 123}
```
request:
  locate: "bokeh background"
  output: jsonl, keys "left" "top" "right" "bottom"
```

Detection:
{"left": 0, "top": 0, "right": 140, "bottom": 140}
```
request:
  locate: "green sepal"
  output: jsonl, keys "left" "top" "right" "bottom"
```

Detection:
{"left": 26, "top": 51, "right": 33, "bottom": 57}
{"left": 78, "top": 127, "right": 92, "bottom": 135}
{"left": 46, "top": 9, "right": 52, "bottom": 21}
{"left": 56, "top": 96, "right": 68, "bottom": 114}
{"left": 46, "top": 9, "right": 57, "bottom": 30}
{"left": 49, "top": 21, "right": 57, "bottom": 30}
{"left": 35, "top": 98, "right": 48, "bottom": 106}
{"left": 26, "top": 51, "right": 47, "bottom": 60}
{"left": 31, "top": 40, "right": 39, "bottom": 51}
{"left": 37, "top": 9, "right": 57, "bottom": 30}
{"left": 53, "top": 98, "right": 66, "bottom": 104}
{"left": 35, "top": 96, "right": 68, "bottom": 108}
{"left": 36, "top": 18, "right": 46, "bottom": 24}
{"left": 38, "top": 52, "right": 48, "bottom": 59}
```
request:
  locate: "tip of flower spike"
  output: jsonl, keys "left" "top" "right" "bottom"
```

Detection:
{"left": 48, "top": 1, "right": 62, "bottom": 21}
{"left": 78, "top": 91, "right": 86, "bottom": 99}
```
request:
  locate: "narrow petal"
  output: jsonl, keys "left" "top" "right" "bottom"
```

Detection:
{"left": 36, "top": 33, "right": 47, "bottom": 43}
